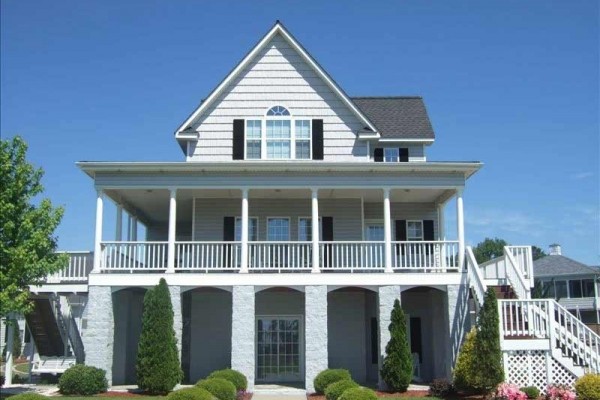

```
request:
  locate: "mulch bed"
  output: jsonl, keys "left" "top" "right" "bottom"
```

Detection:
{"left": 308, "top": 391, "right": 430, "bottom": 399}
{"left": 97, "top": 393, "right": 157, "bottom": 398}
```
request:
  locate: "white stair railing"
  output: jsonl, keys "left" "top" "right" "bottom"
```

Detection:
{"left": 503, "top": 247, "right": 531, "bottom": 299}
{"left": 507, "top": 246, "right": 534, "bottom": 288}
{"left": 466, "top": 246, "right": 487, "bottom": 307}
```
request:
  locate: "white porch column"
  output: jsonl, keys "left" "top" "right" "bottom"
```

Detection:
{"left": 305, "top": 285, "right": 328, "bottom": 393}
{"left": 127, "top": 215, "right": 133, "bottom": 240}
{"left": 231, "top": 286, "right": 255, "bottom": 391}
{"left": 240, "top": 188, "right": 249, "bottom": 273}
{"left": 116, "top": 204, "right": 123, "bottom": 241}
{"left": 311, "top": 188, "right": 320, "bottom": 273}
{"left": 383, "top": 188, "right": 393, "bottom": 273}
{"left": 131, "top": 217, "right": 138, "bottom": 241}
{"left": 93, "top": 189, "right": 104, "bottom": 273}
{"left": 437, "top": 203, "right": 446, "bottom": 240}
{"left": 4, "top": 315, "right": 14, "bottom": 386}
{"left": 167, "top": 188, "right": 177, "bottom": 273}
{"left": 378, "top": 285, "right": 401, "bottom": 389}
{"left": 456, "top": 188, "right": 465, "bottom": 270}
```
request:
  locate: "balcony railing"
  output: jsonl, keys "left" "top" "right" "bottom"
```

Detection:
{"left": 98, "top": 240, "right": 461, "bottom": 273}
{"left": 45, "top": 251, "right": 94, "bottom": 283}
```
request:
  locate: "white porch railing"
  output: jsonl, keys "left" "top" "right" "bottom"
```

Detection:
{"left": 248, "top": 242, "right": 312, "bottom": 272}
{"left": 392, "top": 241, "right": 460, "bottom": 271}
{"left": 175, "top": 241, "right": 241, "bottom": 271}
{"left": 319, "top": 241, "right": 385, "bottom": 272}
{"left": 46, "top": 251, "right": 93, "bottom": 283}
{"left": 100, "top": 241, "right": 168, "bottom": 271}
{"left": 507, "top": 245, "right": 534, "bottom": 288}
{"left": 503, "top": 247, "right": 531, "bottom": 299}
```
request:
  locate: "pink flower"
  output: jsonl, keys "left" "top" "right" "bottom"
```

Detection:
{"left": 546, "top": 384, "right": 575, "bottom": 400}
{"left": 495, "top": 383, "right": 528, "bottom": 400}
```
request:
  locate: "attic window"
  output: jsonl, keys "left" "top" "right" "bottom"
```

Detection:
{"left": 266, "top": 106, "right": 290, "bottom": 116}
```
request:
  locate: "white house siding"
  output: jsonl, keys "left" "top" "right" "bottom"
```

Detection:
{"left": 363, "top": 202, "right": 438, "bottom": 239}
{"left": 193, "top": 198, "right": 363, "bottom": 241}
{"left": 189, "top": 34, "right": 368, "bottom": 162}
{"left": 369, "top": 144, "right": 427, "bottom": 162}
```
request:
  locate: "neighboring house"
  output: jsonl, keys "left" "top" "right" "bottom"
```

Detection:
{"left": 534, "top": 244, "right": 600, "bottom": 329}
{"left": 4, "top": 22, "right": 598, "bottom": 392}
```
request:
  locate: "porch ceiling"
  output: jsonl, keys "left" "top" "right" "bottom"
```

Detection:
{"left": 104, "top": 187, "right": 454, "bottom": 225}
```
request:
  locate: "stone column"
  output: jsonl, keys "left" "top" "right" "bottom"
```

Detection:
{"left": 305, "top": 286, "right": 328, "bottom": 393}
{"left": 169, "top": 286, "right": 183, "bottom": 361}
{"left": 445, "top": 280, "right": 471, "bottom": 378}
{"left": 231, "top": 286, "right": 255, "bottom": 391}
{"left": 378, "top": 285, "right": 401, "bottom": 389}
{"left": 83, "top": 286, "right": 114, "bottom": 385}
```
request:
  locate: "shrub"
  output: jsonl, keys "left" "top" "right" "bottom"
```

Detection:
{"left": 338, "top": 387, "right": 377, "bottom": 400}
{"left": 472, "top": 288, "right": 504, "bottom": 392}
{"left": 493, "top": 383, "right": 527, "bottom": 400}
{"left": 546, "top": 384, "right": 575, "bottom": 400}
{"left": 429, "top": 378, "right": 455, "bottom": 398}
{"left": 314, "top": 369, "right": 352, "bottom": 394}
{"left": 136, "top": 278, "right": 183, "bottom": 394}
{"left": 6, "top": 394, "right": 48, "bottom": 400}
{"left": 167, "top": 387, "right": 215, "bottom": 400}
{"left": 58, "top": 364, "right": 108, "bottom": 395}
{"left": 520, "top": 386, "right": 540, "bottom": 400}
{"left": 208, "top": 369, "right": 247, "bottom": 391}
{"left": 325, "top": 379, "right": 359, "bottom": 400}
{"left": 575, "top": 374, "right": 600, "bottom": 400}
{"left": 453, "top": 328, "right": 476, "bottom": 391}
{"left": 196, "top": 378, "right": 236, "bottom": 400}
{"left": 380, "top": 299, "right": 412, "bottom": 392}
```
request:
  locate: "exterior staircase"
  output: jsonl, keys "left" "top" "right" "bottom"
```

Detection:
{"left": 465, "top": 245, "right": 600, "bottom": 392}
{"left": 25, "top": 297, "right": 65, "bottom": 357}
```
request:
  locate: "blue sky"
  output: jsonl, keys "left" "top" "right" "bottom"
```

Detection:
{"left": 1, "top": 1, "right": 598, "bottom": 264}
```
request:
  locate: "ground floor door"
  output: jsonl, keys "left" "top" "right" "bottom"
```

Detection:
{"left": 256, "top": 316, "right": 303, "bottom": 383}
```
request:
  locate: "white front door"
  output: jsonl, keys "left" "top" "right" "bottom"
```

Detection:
{"left": 256, "top": 316, "right": 303, "bottom": 383}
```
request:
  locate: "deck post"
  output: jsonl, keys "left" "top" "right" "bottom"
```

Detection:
{"left": 4, "top": 315, "right": 14, "bottom": 386}
{"left": 383, "top": 188, "right": 393, "bottom": 273}
{"left": 311, "top": 188, "right": 320, "bottom": 273}
{"left": 167, "top": 188, "right": 177, "bottom": 273}
{"left": 93, "top": 188, "right": 104, "bottom": 273}
{"left": 240, "top": 188, "right": 249, "bottom": 273}
{"left": 456, "top": 188, "right": 465, "bottom": 270}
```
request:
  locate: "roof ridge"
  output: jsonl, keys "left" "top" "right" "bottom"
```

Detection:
{"left": 351, "top": 96, "right": 423, "bottom": 99}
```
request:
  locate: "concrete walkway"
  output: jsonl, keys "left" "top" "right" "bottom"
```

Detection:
{"left": 253, "top": 384, "right": 307, "bottom": 399}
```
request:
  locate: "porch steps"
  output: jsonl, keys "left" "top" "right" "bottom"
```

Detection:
{"left": 25, "top": 297, "right": 64, "bottom": 357}
{"left": 491, "top": 285, "right": 517, "bottom": 299}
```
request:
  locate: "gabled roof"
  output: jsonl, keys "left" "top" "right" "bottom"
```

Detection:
{"left": 352, "top": 97, "right": 435, "bottom": 140}
{"left": 175, "top": 21, "right": 379, "bottom": 139}
{"left": 533, "top": 255, "right": 600, "bottom": 278}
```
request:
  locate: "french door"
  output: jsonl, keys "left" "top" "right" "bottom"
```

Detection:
{"left": 256, "top": 316, "right": 303, "bottom": 382}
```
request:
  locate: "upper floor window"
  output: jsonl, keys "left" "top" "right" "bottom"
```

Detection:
{"left": 406, "top": 220, "right": 424, "bottom": 241}
{"left": 245, "top": 106, "right": 311, "bottom": 160}
{"left": 384, "top": 148, "right": 399, "bottom": 162}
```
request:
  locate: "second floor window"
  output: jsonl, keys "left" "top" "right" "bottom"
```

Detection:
{"left": 406, "top": 221, "right": 424, "bottom": 241}
{"left": 384, "top": 148, "right": 399, "bottom": 162}
{"left": 246, "top": 120, "right": 262, "bottom": 159}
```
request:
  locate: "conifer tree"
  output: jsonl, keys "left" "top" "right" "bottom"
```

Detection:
{"left": 381, "top": 299, "right": 413, "bottom": 392}
{"left": 136, "top": 278, "right": 182, "bottom": 394}
{"left": 453, "top": 328, "right": 477, "bottom": 392}
{"left": 472, "top": 287, "right": 503, "bottom": 392}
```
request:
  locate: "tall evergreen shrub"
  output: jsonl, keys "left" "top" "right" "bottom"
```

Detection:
{"left": 136, "top": 278, "right": 182, "bottom": 394}
{"left": 453, "top": 328, "right": 477, "bottom": 391}
{"left": 472, "top": 287, "right": 503, "bottom": 392}
{"left": 380, "top": 299, "right": 413, "bottom": 392}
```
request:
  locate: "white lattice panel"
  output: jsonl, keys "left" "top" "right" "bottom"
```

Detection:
{"left": 504, "top": 350, "right": 577, "bottom": 394}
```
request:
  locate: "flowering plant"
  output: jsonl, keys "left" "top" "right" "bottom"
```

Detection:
{"left": 494, "top": 383, "right": 528, "bottom": 400}
{"left": 545, "top": 384, "right": 576, "bottom": 400}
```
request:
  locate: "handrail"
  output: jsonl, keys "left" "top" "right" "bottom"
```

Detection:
{"left": 175, "top": 241, "right": 241, "bottom": 271}
{"left": 466, "top": 246, "right": 487, "bottom": 307}
{"left": 503, "top": 247, "right": 530, "bottom": 299}
{"left": 507, "top": 245, "right": 534, "bottom": 288}
{"left": 48, "top": 294, "right": 69, "bottom": 356}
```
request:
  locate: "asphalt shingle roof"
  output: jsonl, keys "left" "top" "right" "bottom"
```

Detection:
{"left": 533, "top": 255, "right": 600, "bottom": 278}
{"left": 351, "top": 97, "right": 435, "bottom": 139}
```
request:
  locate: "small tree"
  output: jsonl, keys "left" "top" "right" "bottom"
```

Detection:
{"left": 473, "top": 238, "right": 508, "bottom": 264}
{"left": 1, "top": 136, "right": 68, "bottom": 317}
{"left": 136, "top": 278, "right": 182, "bottom": 394}
{"left": 531, "top": 246, "right": 546, "bottom": 261}
{"left": 472, "top": 288, "right": 503, "bottom": 392}
{"left": 381, "top": 299, "right": 413, "bottom": 392}
{"left": 453, "top": 328, "right": 477, "bottom": 392}
{"left": 2, "top": 319, "right": 22, "bottom": 359}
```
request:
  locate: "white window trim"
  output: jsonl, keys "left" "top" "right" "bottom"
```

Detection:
{"left": 406, "top": 220, "right": 424, "bottom": 241}
{"left": 384, "top": 147, "right": 400, "bottom": 163}
{"left": 235, "top": 216, "right": 259, "bottom": 241}
{"left": 266, "top": 217, "right": 291, "bottom": 241}
{"left": 297, "top": 216, "right": 322, "bottom": 242}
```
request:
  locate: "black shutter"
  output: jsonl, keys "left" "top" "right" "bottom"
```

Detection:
{"left": 399, "top": 148, "right": 409, "bottom": 162}
{"left": 312, "top": 119, "right": 324, "bottom": 160}
{"left": 423, "top": 219, "right": 434, "bottom": 255}
{"left": 232, "top": 119, "right": 245, "bottom": 160}
{"left": 396, "top": 220, "right": 407, "bottom": 256}
{"left": 374, "top": 148, "right": 384, "bottom": 162}
{"left": 223, "top": 216, "right": 235, "bottom": 268}
{"left": 322, "top": 216, "right": 333, "bottom": 268}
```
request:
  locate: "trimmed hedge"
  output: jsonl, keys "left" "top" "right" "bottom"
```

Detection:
{"left": 575, "top": 374, "right": 600, "bottom": 400}
{"left": 429, "top": 378, "right": 455, "bottom": 398}
{"left": 325, "top": 379, "right": 359, "bottom": 400}
{"left": 520, "top": 386, "right": 540, "bottom": 400}
{"left": 58, "top": 364, "right": 108, "bottom": 395}
{"left": 339, "top": 387, "right": 377, "bottom": 400}
{"left": 6, "top": 394, "right": 48, "bottom": 400}
{"left": 196, "top": 378, "right": 236, "bottom": 400}
{"left": 208, "top": 369, "right": 247, "bottom": 391}
{"left": 167, "top": 387, "right": 215, "bottom": 400}
{"left": 314, "top": 369, "right": 352, "bottom": 394}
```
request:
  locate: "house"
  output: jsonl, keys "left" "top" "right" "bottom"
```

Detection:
{"left": 3, "top": 22, "right": 598, "bottom": 393}
{"left": 534, "top": 244, "right": 600, "bottom": 331}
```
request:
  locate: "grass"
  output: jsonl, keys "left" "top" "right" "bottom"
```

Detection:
{"left": 13, "top": 362, "right": 30, "bottom": 375}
